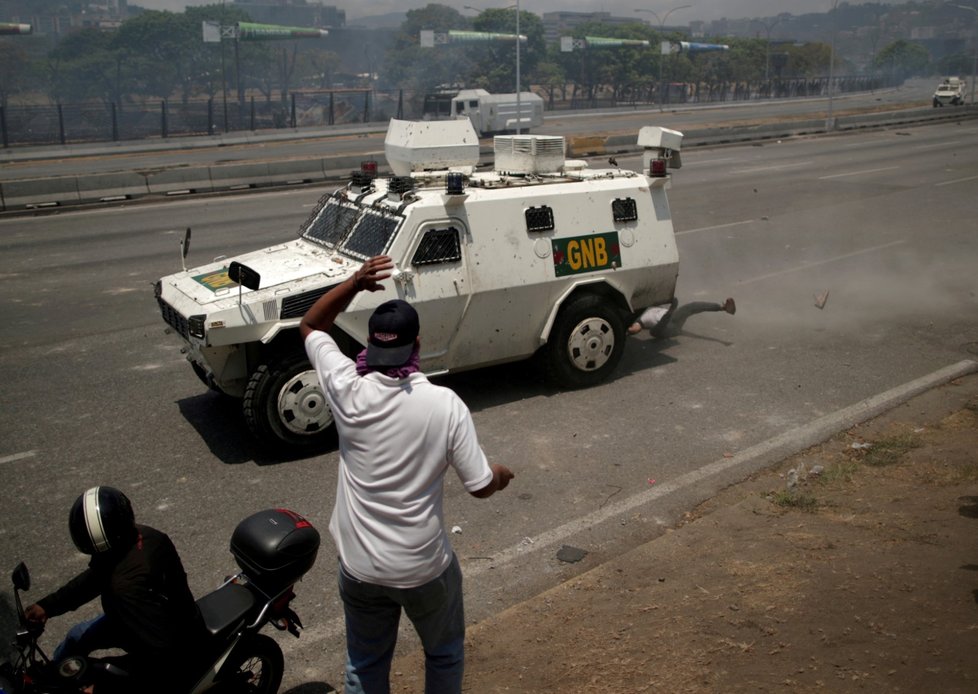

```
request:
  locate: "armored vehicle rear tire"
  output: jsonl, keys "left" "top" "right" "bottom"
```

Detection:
{"left": 544, "top": 294, "right": 625, "bottom": 389}
{"left": 243, "top": 352, "right": 334, "bottom": 450}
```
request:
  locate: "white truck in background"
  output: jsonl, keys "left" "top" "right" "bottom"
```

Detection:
{"left": 422, "top": 88, "right": 544, "bottom": 136}
{"left": 933, "top": 76, "right": 966, "bottom": 107}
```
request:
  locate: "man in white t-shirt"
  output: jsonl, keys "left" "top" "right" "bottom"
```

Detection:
{"left": 300, "top": 255, "right": 514, "bottom": 694}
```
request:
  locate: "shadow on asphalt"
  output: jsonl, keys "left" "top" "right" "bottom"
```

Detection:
{"left": 282, "top": 683, "right": 338, "bottom": 694}
{"left": 175, "top": 390, "right": 338, "bottom": 466}
{"left": 174, "top": 339, "right": 683, "bottom": 466}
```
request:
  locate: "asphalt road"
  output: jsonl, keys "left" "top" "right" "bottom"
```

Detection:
{"left": 0, "top": 78, "right": 938, "bottom": 181}
{"left": 0, "top": 116, "right": 976, "bottom": 691}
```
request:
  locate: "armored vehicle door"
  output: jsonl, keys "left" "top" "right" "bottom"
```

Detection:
{"left": 396, "top": 219, "right": 471, "bottom": 373}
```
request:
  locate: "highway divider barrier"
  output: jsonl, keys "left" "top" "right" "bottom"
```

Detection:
{"left": 2, "top": 106, "right": 976, "bottom": 212}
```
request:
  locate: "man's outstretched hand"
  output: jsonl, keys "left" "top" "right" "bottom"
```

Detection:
{"left": 353, "top": 256, "right": 394, "bottom": 292}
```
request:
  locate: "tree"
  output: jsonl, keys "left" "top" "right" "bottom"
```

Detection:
{"left": 469, "top": 8, "right": 546, "bottom": 93}
{"left": 554, "top": 21, "right": 657, "bottom": 104}
{"left": 298, "top": 48, "right": 343, "bottom": 89}
{"left": 783, "top": 42, "right": 834, "bottom": 78}
{"left": 184, "top": 4, "right": 255, "bottom": 101}
{"left": 873, "top": 39, "right": 931, "bottom": 78}
{"left": 46, "top": 28, "right": 120, "bottom": 105}
{"left": 0, "top": 40, "right": 37, "bottom": 108}
{"left": 114, "top": 11, "right": 191, "bottom": 101}
{"left": 380, "top": 4, "right": 472, "bottom": 92}
{"left": 935, "top": 51, "right": 973, "bottom": 78}
{"left": 531, "top": 56, "right": 566, "bottom": 106}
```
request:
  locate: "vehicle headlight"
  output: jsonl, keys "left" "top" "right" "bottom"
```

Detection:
{"left": 188, "top": 315, "right": 206, "bottom": 339}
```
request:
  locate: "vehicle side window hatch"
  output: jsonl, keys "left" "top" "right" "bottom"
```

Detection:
{"left": 525, "top": 206, "right": 555, "bottom": 233}
{"left": 612, "top": 198, "right": 638, "bottom": 223}
{"left": 412, "top": 227, "right": 462, "bottom": 266}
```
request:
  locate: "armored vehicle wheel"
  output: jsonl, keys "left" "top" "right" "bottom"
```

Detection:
{"left": 243, "top": 352, "right": 334, "bottom": 450}
{"left": 219, "top": 633, "right": 283, "bottom": 694}
{"left": 544, "top": 294, "right": 625, "bottom": 389}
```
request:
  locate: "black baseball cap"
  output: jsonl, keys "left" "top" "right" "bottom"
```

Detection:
{"left": 366, "top": 299, "right": 420, "bottom": 368}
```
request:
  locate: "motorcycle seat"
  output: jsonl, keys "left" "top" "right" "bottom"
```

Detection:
{"left": 196, "top": 582, "right": 257, "bottom": 639}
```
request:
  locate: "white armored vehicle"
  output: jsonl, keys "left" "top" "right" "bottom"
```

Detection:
{"left": 422, "top": 89, "right": 545, "bottom": 136}
{"left": 933, "top": 76, "right": 966, "bottom": 107}
{"left": 155, "top": 119, "right": 683, "bottom": 451}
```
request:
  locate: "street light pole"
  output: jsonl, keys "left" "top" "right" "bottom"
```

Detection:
{"left": 516, "top": 0, "right": 521, "bottom": 134}
{"left": 635, "top": 5, "right": 692, "bottom": 111}
{"left": 954, "top": 4, "right": 978, "bottom": 106}
{"left": 752, "top": 17, "right": 783, "bottom": 85}
{"left": 827, "top": 0, "right": 839, "bottom": 130}
{"left": 464, "top": 3, "right": 523, "bottom": 133}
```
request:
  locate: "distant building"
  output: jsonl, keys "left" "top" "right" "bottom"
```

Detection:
{"left": 232, "top": 1, "right": 345, "bottom": 29}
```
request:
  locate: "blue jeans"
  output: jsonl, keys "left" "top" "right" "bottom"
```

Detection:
{"left": 53, "top": 614, "right": 124, "bottom": 661}
{"left": 338, "top": 554, "right": 465, "bottom": 694}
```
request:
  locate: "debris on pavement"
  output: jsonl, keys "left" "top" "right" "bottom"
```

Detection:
{"left": 814, "top": 289, "right": 830, "bottom": 309}
{"left": 556, "top": 545, "right": 588, "bottom": 564}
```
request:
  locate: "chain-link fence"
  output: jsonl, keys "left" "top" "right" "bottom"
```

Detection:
{"left": 1, "top": 75, "right": 898, "bottom": 148}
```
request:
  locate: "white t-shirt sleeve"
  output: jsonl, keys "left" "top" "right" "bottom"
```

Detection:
{"left": 305, "top": 329, "right": 357, "bottom": 391}
{"left": 447, "top": 397, "right": 493, "bottom": 493}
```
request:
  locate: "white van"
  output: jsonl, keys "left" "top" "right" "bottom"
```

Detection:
{"left": 424, "top": 88, "right": 544, "bottom": 135}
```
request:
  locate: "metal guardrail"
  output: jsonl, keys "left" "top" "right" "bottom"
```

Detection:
{"left": 0, "top": 76, "right": 895, "bottom": 149}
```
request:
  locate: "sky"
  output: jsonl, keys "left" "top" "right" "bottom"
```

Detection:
{"left": 129, "top": 1, "right": 892, "bottom": 24}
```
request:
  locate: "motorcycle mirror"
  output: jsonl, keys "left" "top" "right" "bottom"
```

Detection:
{"left": 180, "top": 227, "right": 192, "bottom": 272}
{"left": 12, "top": 562, "right": 30, "bottom": 592}
{"left": 228, "top": 261, "right": 261, "bottom": 291}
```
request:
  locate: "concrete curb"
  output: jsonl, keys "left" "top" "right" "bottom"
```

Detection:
{"left": 2, "top": 107, "right": 976, "bottom": 212}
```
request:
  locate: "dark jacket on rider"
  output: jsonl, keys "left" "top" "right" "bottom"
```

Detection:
{"left": 37, "top": 524, "right": 204, "bottom": 660}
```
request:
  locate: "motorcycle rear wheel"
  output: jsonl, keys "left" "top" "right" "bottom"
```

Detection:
{"left": 220, "top": 634, "right": 284, "bottom": 694}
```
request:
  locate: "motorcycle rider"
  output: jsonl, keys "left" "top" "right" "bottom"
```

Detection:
{"left": 24, "top": 486, "right": 205, "bottom": 692}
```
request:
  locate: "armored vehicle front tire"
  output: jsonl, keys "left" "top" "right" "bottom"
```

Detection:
{"left": 243, "top": 353, "right": 335, "bottom": 450}
{"left": 544, "top": 293, "right": 626, "bottom": 389}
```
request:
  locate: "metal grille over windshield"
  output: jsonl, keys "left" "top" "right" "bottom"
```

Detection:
{"left": 301, "top": 196, "right": 358, "bottom": 248}
{"left": 340, "top": 210, "right": 400, "bottom": 260}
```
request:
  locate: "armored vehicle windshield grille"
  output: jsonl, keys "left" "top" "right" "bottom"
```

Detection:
{"left": 612, "top": 198, "right": 638, "bottom": 223}
{"left": 301, "top": 196, "right": 358, "bottom": 248}
{"left": 281, "top": 286, "right": 330, "bottom": 319}
{"left": 340, "top": 210, "right": 400, "bottom": 260}
{"left": 157, "top": 298, "right": 189, "bottom": 339}
{"left": 525, "top": 206, "right": 554, "bottom": 232}
{"left": 412, "top": 227, "right": 461, "bottom": 266}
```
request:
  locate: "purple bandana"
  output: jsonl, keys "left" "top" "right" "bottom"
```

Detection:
{"left": 355, "top": 346, "right": 421, "bottom": 379}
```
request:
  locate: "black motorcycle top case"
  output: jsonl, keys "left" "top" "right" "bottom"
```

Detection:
{"left": 230, "top": 508, "right": 320, "bottom": 595}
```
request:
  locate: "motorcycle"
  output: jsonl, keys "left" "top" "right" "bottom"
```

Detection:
{"left": 0, "top": 508, "right": 320, "bottom": 694}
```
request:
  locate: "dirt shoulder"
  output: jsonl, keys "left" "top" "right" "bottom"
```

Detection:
{"left": 392, "top": 371, "right": 978, "bottom": 692}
